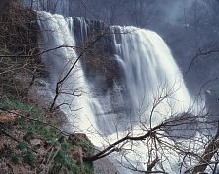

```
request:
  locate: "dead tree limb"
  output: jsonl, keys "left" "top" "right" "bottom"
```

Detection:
{"left": 191, "top": 122, "right": 219, "bottom": 174}
{"left": 83, "top": 123, "right": 164, "bottom": 162}
{"left": 186, "top": 48, "right": 219, "bottom": 75}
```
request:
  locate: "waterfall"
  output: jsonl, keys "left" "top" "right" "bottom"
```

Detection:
{"left": 111, "top": 26, "right": 192, "bottom": 127}
{"left": 37, "top": 11, "right": 99, "bottom": 133}
{"left": 37, "top": 11, "right": 195, "bottom": 173}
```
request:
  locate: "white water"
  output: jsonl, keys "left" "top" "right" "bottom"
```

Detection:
{"left": 37, "top": 11, "right": 99, "bottom": 134}
{"left": 111, "top": 26, "right": 192, "bottom": 127}
{"left": 36, "top": 11, "right": 204, "bottom": 174}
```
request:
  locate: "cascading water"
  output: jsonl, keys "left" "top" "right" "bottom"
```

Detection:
{"left": 110, "top": 26, "right": 192, "bottom": 127}
{"left": 36, "top": 11, "right": 197, "bottom": 174}
{"left": 37, "top": 11, "right": 99, "bottom": 133}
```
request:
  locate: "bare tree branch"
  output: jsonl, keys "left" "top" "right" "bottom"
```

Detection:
{"left": 186, "top": 48, "right": 219, "bottom": 74}
{"left": 83, "top": 123, "right": 164, "bottom": 162}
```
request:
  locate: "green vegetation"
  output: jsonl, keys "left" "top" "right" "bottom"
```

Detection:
{"left": 0, "top": 96, "right": 94, "bottom": 174}
{"left": 0, "top": 2, "right": 94, "bottom": 173}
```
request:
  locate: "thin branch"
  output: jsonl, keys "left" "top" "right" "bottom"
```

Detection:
{"left": 50, "top": 32, "right": 108, "bottom": 110}
{"left": 186, "top": 48, "right": 219, "bottom": 74}
{"left": 191, "top": 121, "right": 219, "bottom": 174}
{"left": 0, "top": 107, "right": 71, "bottom": 136}
{"left": 0, "top": 125, "right": 38, "bottom": 154}
{"left": 83, "top": 123, "right": 164, "bottom": 162}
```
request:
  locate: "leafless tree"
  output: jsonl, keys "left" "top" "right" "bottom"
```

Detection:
{"left": 5, "top": 1, "right": 219, "bottom": 173}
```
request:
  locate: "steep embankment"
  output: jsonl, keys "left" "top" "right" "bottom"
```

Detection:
{"left": 0, "top": 2, "right": 94, "bottom": 174}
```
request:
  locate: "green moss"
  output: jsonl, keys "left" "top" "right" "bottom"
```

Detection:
{"left": 70, "top": 135, "right": 94, "bottom": 157}
{"left": 14, "top": 142, "right": 36, "bottom": 166}
{"left": 0, "top": 4, "right": 95, "bottom": 174}
{"left": 23, "top": 149, "right": 36, "bottom": 167}
{"left": 16, "top": 142, "right": 28, "bottom": 151}
{"left": 0, "top": 97, "right": 94, "bottom": 174}
{"left": 0, "top": 95, "right": 44, "bottom": 116}
{"left": 80, "top": 162, "right": 94, "bottom": 174}
{"left": 11, "top": 153, "right": 20, "bottom": 164}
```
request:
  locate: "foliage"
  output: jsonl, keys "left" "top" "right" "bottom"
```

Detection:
{"left": 15, "top": 142, "right": 36, "bottom": 166}
{"left": 0, "top": 96, "right": 94, "bottom": 173}
{"left": 0, "top": 2, "right": 94, "bottom": 174}
{"left": 69, "top": 134, "right": 94, "bottom": 157}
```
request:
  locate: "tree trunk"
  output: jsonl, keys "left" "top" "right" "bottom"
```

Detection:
{"left": 192, "top": 125, "right": 219, "bottom": 174}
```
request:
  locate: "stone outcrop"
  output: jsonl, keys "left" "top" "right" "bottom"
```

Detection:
{"left": 0, "top": 1, "right": 45, "bottom": 98}
{"left": 0, "top": 109, "right": 20, "bottom": 123}
{"left": 73, "top": 18, "right": 122, "bottom": 93}
{"left": 72, "top": 18, "right": 127, "bottom": 134}
{"left": 71, "top": 146, "right": 83, "bottom": 164}
{"left": 68, "top": 133, "right": 94, "bottom": 162}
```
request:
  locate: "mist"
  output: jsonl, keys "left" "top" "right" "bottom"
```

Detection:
{"left": 21, "top": 0, "right": 219, "bottom": 94}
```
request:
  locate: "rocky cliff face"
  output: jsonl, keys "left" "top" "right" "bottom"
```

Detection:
{"left": 73, "top": 18, "right": 122, "bottom": 90}
{"left": 0, "top": 4, "right": 95, "bottom": 173}
{"left": 0, "top": 1, "right": 43, "bottom": 98}
{"left": 72, "top": 18, "right": 128, "bottom": 134}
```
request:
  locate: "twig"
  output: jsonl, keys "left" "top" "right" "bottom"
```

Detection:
{"left": 0, "top": 107, "right": 71, "bottom": 136}
{"left": 0, "top": 125, "right": 38, "bottom": 154}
